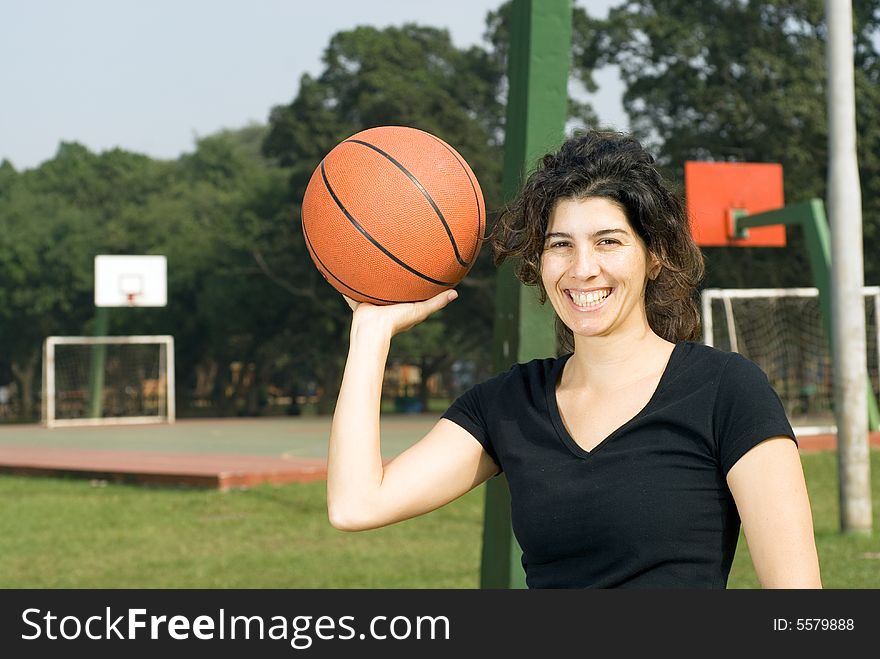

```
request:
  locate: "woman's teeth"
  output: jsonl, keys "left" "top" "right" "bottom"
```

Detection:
{"left": 569, "top": 288, "right": 611, "bottom": 308}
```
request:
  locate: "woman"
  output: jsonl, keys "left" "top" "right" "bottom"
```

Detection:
{"left": 327, "top": 129, "right": 822, "bottom": 589}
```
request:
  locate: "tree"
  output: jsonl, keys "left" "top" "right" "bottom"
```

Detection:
{"left": 113, "top": 127, "right": 300, "bottom": 415}
{"left": 575, "top": 0, "right": 880, "bottom": 287}
{"left": 0, "top": 143, "right": 174, "bottom": 419}
{"left": 0, "top": 167, "right": 97, "bottom": 417}
{"left": 0, "top": 128, "right": 317, "bottom": 419}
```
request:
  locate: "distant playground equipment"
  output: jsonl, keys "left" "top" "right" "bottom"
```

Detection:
{"left": 685, "top": 161, "right": 880, "bottom": 432}
{"left": 41, "top": 255, "right": 174, "bottom": 428}
{"left": 701, "top": 286, "right": 880, "bottom": 435}
{"left": 42, "top": 335, "right": 174, "bottom": 428}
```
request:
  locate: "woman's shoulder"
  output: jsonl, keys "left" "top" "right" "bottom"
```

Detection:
{"left": 469, "top": 354, "right": 570, "bottom": 393}
{"left": 447, "top": 355, "right": 567, "bottom": 424}
{"left": 676, "top": 341, "right": 748, "bottom": 366}
{"left": 674, "top": 341, "right": 770, "bottom": 384}
{"left": 507, "top": 354, "right": 573, "bottom": 387}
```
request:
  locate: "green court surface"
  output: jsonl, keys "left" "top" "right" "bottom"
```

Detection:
{"left": 0, "top": 414, "right": 439, "bottom": 459}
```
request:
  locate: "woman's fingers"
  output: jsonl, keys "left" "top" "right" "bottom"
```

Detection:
{"left": 396, "top": 290, "right": 458, "bottom": 333}
{"left": 347, "top": 289, "right": 458, "bottom": 337}
{"left": 417, "top": 289, "right": 458, "bottom": 318}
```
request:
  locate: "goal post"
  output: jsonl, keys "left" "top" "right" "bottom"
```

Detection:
{"left": 701, "top": 287, "right": 880, "bottom": 436}
{"left": 42, "top": 335, "right": 175, "bottom": 428}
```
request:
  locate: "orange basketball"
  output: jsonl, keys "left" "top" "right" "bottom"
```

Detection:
{"left": 301, "top": 125, "right": 485, "bottom": 304}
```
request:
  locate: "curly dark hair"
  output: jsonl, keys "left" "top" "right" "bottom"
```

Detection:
{"left": 491, "top": 129, "right": 705, "bottom": 353}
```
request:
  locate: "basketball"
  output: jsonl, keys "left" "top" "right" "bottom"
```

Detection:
{"left": 301, "top": 125, "right": 485, "bottom": 304}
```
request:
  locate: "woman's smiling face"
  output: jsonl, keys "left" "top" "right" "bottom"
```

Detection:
{"left": 540, "top": 196, "right": 657, "bottom": 341}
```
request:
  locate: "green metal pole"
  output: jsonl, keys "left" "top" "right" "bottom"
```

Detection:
{"left": 800, "top": 201, "right": 879, "bottom": 431}
{"left": 482, "top": 0, "right": 571, "bottom": 589}
{"left": 735, "top": 200, "right": 879, "bottom": 430}
{"left": 88, "top": 307, "right": 109, "bottom": 419}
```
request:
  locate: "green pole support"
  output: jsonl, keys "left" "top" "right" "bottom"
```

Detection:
{"left": 734, "top": 199, "right": 879, "bottom": 430}
{"left": 482, "top": 0, "right": 571, "bottom": 589}
{"left": 88, "top": 307, "right": 109, "bottom": 419}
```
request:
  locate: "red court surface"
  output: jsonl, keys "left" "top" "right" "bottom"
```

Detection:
{"left": 0, "top": 421, "right": 877, "bottom": 490}
{"left": 0, "top": 446, "right": 326, "bottom": 490}
{"left": 0, "top": 416, "right": 423, "bottom": 490}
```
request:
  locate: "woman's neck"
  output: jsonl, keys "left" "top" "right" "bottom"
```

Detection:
{"left": 565, "top": 327, "right": 675, "bottom": 393}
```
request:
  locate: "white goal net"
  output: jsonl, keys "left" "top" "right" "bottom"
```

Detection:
{"left": 42, "top": 335, "right": 175, "bottom": 428}
{"left": 701, "top": 287, "right": 880, "bottom": 435}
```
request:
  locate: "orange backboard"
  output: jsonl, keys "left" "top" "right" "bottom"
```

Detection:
{"left": 685, "top": 161, "right": 786, "bottom": 247}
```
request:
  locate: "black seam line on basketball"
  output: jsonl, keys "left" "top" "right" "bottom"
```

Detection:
{"left": 320, "top": 161, "right": 454, "bottom": 287}
{"left": 422, "top": 133, "right": 484, "bottom": 264}
{"left": 343, "top": 138, "right": 469, "bottom": 268}
{"left": 301, "top": 216, "right": 417, "bottom": 304}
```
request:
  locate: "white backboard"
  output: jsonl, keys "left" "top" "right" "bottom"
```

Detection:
{"left": 95, "top": 255, "right": 167, "bottom": 307}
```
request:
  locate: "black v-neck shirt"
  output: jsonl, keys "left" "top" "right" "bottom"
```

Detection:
{"left": 442, "top": 341, "right": 796, "bottom": 588}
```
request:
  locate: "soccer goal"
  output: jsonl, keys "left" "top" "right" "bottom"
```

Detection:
{"left": 42, "top": 335, "right": 175, "bottom": 428}
{"left": 701, "top": 287, "right": 880, "bottom": 436}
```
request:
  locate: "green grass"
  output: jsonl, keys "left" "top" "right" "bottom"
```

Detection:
{"left": 0, "top": 450, "right": 878, "bottom": 588}
{"left": 0, "top": 476, "right": 484, "bottom": 588}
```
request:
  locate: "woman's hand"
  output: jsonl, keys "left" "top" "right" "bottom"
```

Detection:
{"left": 344, "top": 290, "right": 458, "bottom": 340}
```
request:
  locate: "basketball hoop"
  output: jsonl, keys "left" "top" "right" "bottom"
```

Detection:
{"left": 684, "top": 161, "right": 786, "bottom": 247}
{"left": 94, "top": 255, "right": 167, "bottom": 308}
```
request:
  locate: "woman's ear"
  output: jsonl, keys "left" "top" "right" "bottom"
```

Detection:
{"left": 648, "top": 254, "right": 661, "bottom": 280}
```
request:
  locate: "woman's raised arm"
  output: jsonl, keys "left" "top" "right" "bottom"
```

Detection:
{"left": 327, "top": 290, "right": 499, "bottom": 531}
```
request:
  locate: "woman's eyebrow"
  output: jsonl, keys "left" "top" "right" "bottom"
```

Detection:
{"left": 543, "top": 228, "right": 630, "bottom": 239}
{"left": 592, "top": 228, "right": 629, "bottom": 238}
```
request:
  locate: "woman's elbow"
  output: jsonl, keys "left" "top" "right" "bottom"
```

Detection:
{"left": 327, "top": 503, "right": 373, "bottom": 532}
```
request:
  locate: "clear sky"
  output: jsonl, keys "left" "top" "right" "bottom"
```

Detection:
{"left": 0, "top": 0, "right": 625, "bottom": 171}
